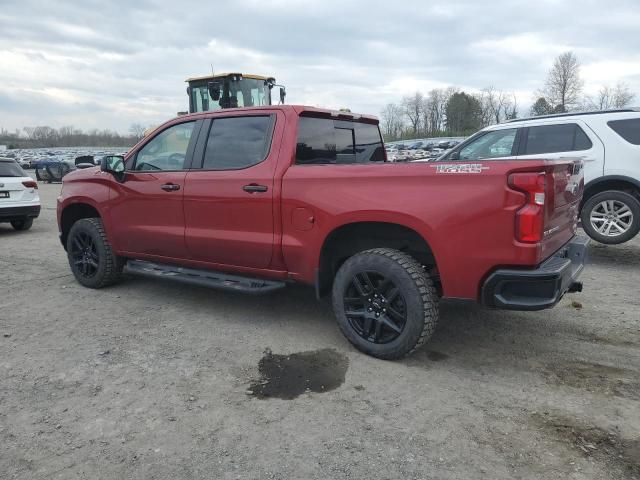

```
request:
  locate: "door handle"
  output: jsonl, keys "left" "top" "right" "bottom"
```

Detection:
{"left": 243, "top": 184, "right": 268, "bottom": 193}
{"left": 161, "top": 183, "right": 181, "bottom": 192}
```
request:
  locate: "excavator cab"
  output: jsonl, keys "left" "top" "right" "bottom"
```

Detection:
{"left": 186, "top": 73, "right": 286, "bottom": 113}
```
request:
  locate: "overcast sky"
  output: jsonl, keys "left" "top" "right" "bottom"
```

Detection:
{"left": 1, "top": 0, "right": 639, "bottom": 133}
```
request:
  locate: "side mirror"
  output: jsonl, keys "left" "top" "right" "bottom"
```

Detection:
{"left": 101, "top": 155, "right": 126, "bottom": 181}
{"left": 448, "top": 150, "right": 460, "bottom": 161}
{"left": 279, "top": 87, "right": 286, "bottom": 104}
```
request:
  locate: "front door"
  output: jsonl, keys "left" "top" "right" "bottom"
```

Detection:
{"left": 109, "top": 120, "right": 200, "bottom": 258}
{"left": 183, "top": 113, "right": 279, "bottom": 269}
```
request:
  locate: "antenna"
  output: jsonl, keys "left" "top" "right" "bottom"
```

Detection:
{"left": 211, "top": 63, "right": 214, "bottom": 77}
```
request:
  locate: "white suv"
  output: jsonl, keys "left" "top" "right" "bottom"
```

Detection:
{"left": 0, "top": 158, "right": 41, "bottom": 231}
{"left": 438, "top": 109, "right": 640, "bottom": 244}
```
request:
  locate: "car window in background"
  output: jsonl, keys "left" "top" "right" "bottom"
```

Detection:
{"left": 607, "top": 118, "right": 640, "bottom": 145}
{"left": 296, "top": 117, "right": 385, "bottom": 164}
{"left": 457, "top": 128, "right": 517, "bottom": 160}
{"left": 523, "top": 123, "right": 593, "bottom": 155}
{"left": 0, "top": 161, "right": 26, "bottom": 177}
{"left": 202, "top": 116, "right": 274, "bottom": 170}
{"left": 135, "top": 122, "right": 195, "bottom": 171}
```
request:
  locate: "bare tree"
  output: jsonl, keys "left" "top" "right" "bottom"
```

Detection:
{"left": 380, "top": 103, "right": 404, "bottom": 139}
{"left": 611, "top": 82, "right": 635, "bottom": 108}
{"left": 402, "top": 92, "right": 424, "bottom": 135}
{"left": 504, "top": 93, "right": 518, "bottom": 119}
{"left": 584, "top": 82, "right": 636, "bottom": 110}
{"left": 129, "top": 123, "right": 147, "bottom": 141}
{"left": 543, "top": 51, "right": 583, "bottom": 112}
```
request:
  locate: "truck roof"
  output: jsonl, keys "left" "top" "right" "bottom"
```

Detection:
{"left": 175, "top": 105, "right": 379, "bottom": 124}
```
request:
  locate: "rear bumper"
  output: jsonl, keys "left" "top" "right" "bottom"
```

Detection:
{"left": 0, "top": 204, "right": 41, "bottom": 221}
{"left": 481, "top": 235, "right": 589, "bottom": 311}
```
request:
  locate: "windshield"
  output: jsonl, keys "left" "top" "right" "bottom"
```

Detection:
{"left": 190, "top": 78, "right": 271, "bottom": 112}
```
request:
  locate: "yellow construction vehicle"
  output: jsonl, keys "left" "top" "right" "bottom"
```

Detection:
{"left": 185, "top": 73, "right": 286, "bottom": 113}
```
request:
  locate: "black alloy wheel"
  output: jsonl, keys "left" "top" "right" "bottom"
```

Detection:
{"left": 70, "top": 230, "right": 100, "bottom": 278}
{"left": 344, "top": 271, "right": 407, "bottom": 344}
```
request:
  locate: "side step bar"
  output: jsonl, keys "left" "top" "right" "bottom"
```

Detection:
{"left": 124, "top": 260, "right": 286, "bottom": 295}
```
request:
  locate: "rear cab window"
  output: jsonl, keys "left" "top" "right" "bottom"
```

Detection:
{"left": 296, "top": 116, "right": 385, "bottom": 165}
{"left": 607, "top": 118, "right": 640, "bottom": 145}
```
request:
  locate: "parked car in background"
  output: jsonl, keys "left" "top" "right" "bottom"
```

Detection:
{"left": 437, "top": 109, "right": 640, "bottom": 244}
{"left": 0, "top": 158, "right": 40, "bottom": 231}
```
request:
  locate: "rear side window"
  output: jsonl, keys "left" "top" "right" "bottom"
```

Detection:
{"left": 0, "top": 161, "right": 25, "bottom": 177}
{"left": 296, "top": 117, "right": 385, "bottom": 165}
{"left": 203, "top": 115, "right": 274, "bottom": 170}
{"left": 608, "top": 118, "right": 640, "bottom": 145}
{"left": 522, "top": 123, "right": 592, "bottom": 155}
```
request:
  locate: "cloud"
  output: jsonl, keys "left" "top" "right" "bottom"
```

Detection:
{"left": 0, "top": 0, "right": 639, "bottom": 132}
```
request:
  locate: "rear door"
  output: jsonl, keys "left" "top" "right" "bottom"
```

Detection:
{"left": 182, "top": 112, "right": 280, "bottom": 268}
{"left": 109, "top": 120, "right": 200, "bottom": 258}
{"left": 515, "top": 120, "right": 604, "bottom": 182}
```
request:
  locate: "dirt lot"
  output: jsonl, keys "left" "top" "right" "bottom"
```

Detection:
{"left": 1, "top": 181, "right": 639, "bottom": 480}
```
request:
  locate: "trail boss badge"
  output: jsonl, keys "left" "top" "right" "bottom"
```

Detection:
{"left": 431, "top": 163, "right": 489, "bottom": 174}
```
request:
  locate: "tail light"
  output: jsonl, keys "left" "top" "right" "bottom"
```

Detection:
{"left": 509, "top": 172, "right": 547, "bottom": 243}
{"left": 22, "top": 180, "right": 38, "bottom": 189}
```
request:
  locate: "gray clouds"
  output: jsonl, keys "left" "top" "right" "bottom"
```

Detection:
{"left": 1, "top": 0, "right": 639, "bottom": 131}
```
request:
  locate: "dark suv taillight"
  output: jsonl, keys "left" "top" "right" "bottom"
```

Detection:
{"left": 509, "top": 172, "right": 546, "bottom": 243}
{"left": 22, "top": 180, "right": 38, "bottom": 189}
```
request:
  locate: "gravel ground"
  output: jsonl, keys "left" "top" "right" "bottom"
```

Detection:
{"left": 1, "top": 181, "right": 639, "bottom": 480}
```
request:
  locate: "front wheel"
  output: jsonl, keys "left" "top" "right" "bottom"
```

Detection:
{"left": 67, "top": 217, "right": 124, "bottom": 288}
{"left": 581, "top": 191, "right": 640, "bottom": 245}
{"left": 332, "top": 248, "right": 439, "bottom": 360}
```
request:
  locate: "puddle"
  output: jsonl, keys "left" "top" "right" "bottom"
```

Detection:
{"left": 544, "top": 360, "right": 640, "bottom": 400}
{"left": 533, "top": 413, "right": 640, "bottom": 477}
{"left": 248, "top": 348, "right": 349, "bottom": 400}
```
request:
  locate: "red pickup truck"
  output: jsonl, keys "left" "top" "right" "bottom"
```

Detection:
{"left": 57, "top": 105, "right": 587, "bottom": 359}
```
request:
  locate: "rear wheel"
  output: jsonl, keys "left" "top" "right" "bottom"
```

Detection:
{"left": 10, "top": 217, "right": 33, "bottom": 231}
{"left": 332, "top": 248, "right": 438, "bottom": 360}
{"left": 67, "top": 218, "right": 124, "bottom": 288}
{"left": 581, "top": 190, "right": 640, "bottom": 244}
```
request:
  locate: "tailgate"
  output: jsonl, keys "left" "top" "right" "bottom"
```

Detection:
{"left": 540, "top": 159, "right": 584, "bottom": 259}
{"left": 0, "top": 177, "right": 28, "bottom": 203}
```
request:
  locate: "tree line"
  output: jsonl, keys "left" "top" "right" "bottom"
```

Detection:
{"left": 0, "top": 124, "right": 147, "bottom": 149}
{"left": 382, "top": 51, "right": 636, "bottom": 142}
{"left": 381, "top": 86, "right": 519, "bottom": 142}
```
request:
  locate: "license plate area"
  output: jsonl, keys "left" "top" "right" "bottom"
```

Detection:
{"left": 0, "top": 191, "right": 9, "bottom": 199}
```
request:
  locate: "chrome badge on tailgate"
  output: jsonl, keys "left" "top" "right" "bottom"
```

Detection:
{"left": 431, "top": 164, "right": 489, "bottom": 174}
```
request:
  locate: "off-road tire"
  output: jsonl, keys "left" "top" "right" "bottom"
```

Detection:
{"left": 10, "top": 217, "right": 33, "bottom": 231}
{"left": 67, "top": 217, "right": 124, "bottom": 288}
{"left": 332, "top": 248, "right": 439, "bottom": 360}
{"left": 581, "top": 190, "right": 640, "bottom": 245}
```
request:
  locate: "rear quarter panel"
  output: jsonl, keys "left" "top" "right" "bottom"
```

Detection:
{"left": 281, "top": 159, "right": 568, "bottom": 300}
